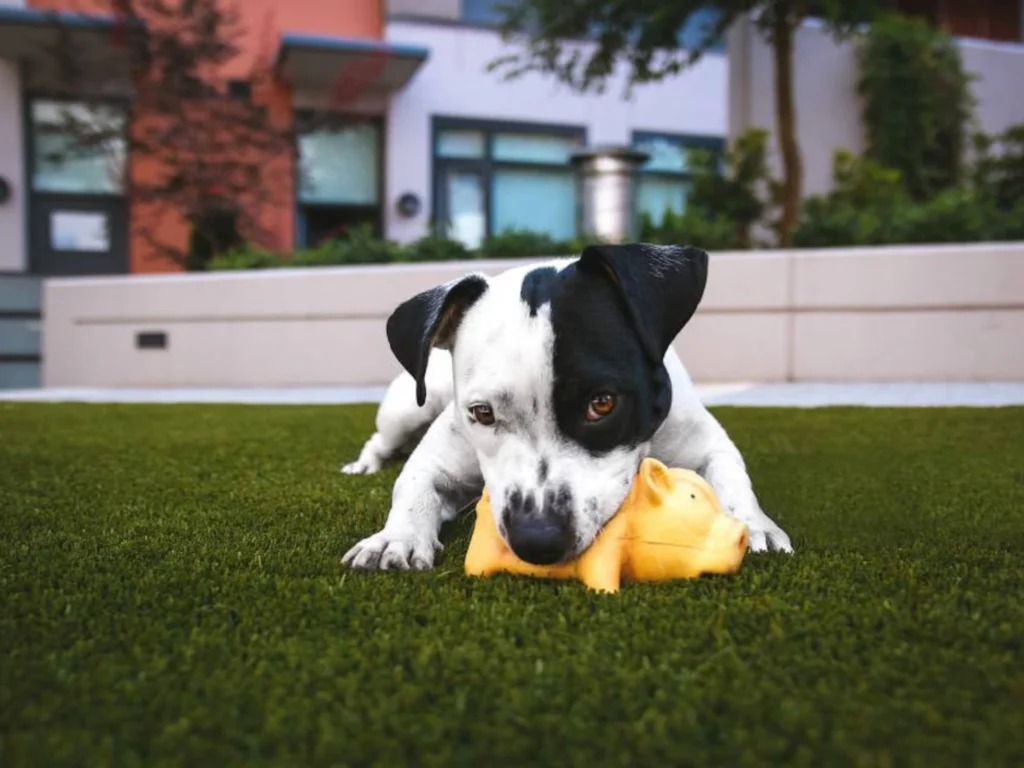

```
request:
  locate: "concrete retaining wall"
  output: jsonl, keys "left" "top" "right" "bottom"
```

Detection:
{"left": 42, "top": 242, "right": 1024, "bottom": 388}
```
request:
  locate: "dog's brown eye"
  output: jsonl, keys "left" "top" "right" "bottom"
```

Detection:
{"left": 469, "top": 404, "right": 495, "bottom": 426}
{"left": 586, "top": 394, "right": 617, "bottom": 421}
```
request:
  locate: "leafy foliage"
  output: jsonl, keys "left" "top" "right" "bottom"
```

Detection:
{"left": 402, "top": 233, "right": 474, "bottom": 263}
{"left": 792, "top": 148, "right": 1024, "bottom": 248}
{"left": 640, "top": 128, "right": 776, "bottom": 251}
{"left": 856, "top": 12, "right": 976, "bottom": 201}
{"left": 640, "top": 208, "right": 740, "bottom": 252}
{"left": 478, "top": 228, "right": 571, "bottom": 259}
{"left": 972, "top": 125, "right": 1024, "bottom": 214}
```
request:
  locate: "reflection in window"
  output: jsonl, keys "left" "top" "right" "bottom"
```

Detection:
{"left": 461, "top": 0, "right": 507, "bottom": 25}
{"left": 298, "top": 122, "right": 380, "bottom": 205}
{"left": 31, "top": 100, "right": 126, "bottom": 195}
{"left": 433, "top": 121, "right": 584, "bottom": 248}
{"left": 437, "top": 129, "right": 486, "bottom": 159}
{"left": 50, "top": 211, "right": 111, "bottom": 252}
{"left": 633, "top": 132, "right": 724, "bottom": 226}
{"left": 445, "top": 171, "right": 486, "bottom": 250}
{"left": 677, "top": 6, "right": 726, "bottom": 52}
{"left": 296, "top": 117, "right": 382, "bottom": 247}
{"left": 492, "top": 134, "right": 578, "bottom": 164}
{"left": 493, "top": 169, "right": 576, "bottom": 241}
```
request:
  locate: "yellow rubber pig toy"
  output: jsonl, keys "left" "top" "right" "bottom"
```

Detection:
{"left": 464, "top": 458, "right": 749, "bottom": 594}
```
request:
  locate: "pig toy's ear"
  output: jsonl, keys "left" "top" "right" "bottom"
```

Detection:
{"left": 638, "top": 458, "right": 675, "bottom": 507}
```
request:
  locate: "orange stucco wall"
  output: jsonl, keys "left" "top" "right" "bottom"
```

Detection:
{"left": 28, "top": 0, "right": 383, "bottom": 273}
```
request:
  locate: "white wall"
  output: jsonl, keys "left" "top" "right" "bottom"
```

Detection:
{"left": 43, "top": 242, "right": 1024, "bottom": 388}
{"left": 384, "top": 19, "right": 729, "bottom": 243}
{"left": 0, "top": 54, "right": 27, "bottom": 273}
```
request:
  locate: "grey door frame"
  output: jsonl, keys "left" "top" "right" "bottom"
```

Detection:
{"left": 23, "top": 93, "right": 131, "bottom": 276}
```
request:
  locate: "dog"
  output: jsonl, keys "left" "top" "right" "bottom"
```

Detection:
{"left": 341, "top": 243, "right": 792, "bottom": 571}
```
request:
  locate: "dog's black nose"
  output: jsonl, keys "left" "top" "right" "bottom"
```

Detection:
{"left": 506, "top": 516, "right": 572, "bottom": 565}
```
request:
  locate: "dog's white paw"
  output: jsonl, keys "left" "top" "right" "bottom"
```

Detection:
{"left": 342, "top": 529, "right": 441, "bottom": 571}
{"left": 341, "top": 457, "right": 382, "bottom": 475}
{"left": 726, "top": 505, "right": 793, "bottom": 553}
{"left": 746, "top": 522, "right": 793, "bottom": 554}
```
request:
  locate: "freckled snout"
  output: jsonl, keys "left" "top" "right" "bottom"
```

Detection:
{"left": 503, "top": 486, "right": 575, "bottom": 565}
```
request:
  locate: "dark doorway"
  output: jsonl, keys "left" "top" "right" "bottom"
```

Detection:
{"left": 27, "top": 98, "right": 130, "bottom": 276}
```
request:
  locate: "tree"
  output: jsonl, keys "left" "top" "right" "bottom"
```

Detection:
{"left": 36, "top": 0, "right": 387, "bottom": 268}
{"left": 488, "top": 1, "right": 878, "bottom": 247}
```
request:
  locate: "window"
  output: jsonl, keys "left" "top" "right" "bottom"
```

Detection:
{"left": 461, "top": 0, "right": 513, "bottom": 26}
{"left": 30, "top": 100, "right": 126, "bottom": 195}
{"left": 296, "top": 116, "right": 382, "bottom": 246}
{"left": 433, "top": 119, "right": 585, "bottom": 249}
{"left": 632, "top": 132, "right": 725, "bottom": 226}
{"left": 460, "top": 1, "right": 726, "bottom": 53}
{"left": 677, "top": 6, "right": 727, "bottom": 53}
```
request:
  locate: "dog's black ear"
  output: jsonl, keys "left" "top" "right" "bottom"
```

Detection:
{"left": 577, "top": 243, "right": 709, "bottom": 365}
{"left": 386, "top": 274, "right": 489, "bottom": 406}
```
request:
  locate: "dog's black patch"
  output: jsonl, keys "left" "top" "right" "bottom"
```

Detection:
{"left": 520, "top": 266, "right": 557, "bottom": 317}
{"left": 541, "top": 246, "right": 705, "bottom": 457}
{"left": 537, "top": 458, "right": 549, "bottom": 484}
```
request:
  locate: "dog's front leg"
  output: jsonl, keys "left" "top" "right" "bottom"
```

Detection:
{"left": 654, "top": 404, "right": 793, "bottom": 553}
{"left": 343, "top": 404, "right": 482, "bottom": 571}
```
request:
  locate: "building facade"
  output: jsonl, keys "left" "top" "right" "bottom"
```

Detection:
{"left": 382, "top": 1, "right": 728, "bottom": 248}
{"left": 0, "top": 0, "right": 730, "bottom": 279}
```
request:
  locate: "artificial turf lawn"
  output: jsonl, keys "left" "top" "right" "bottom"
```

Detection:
{"left": 1, "top": 404, "right": 1023, "bottom": 767}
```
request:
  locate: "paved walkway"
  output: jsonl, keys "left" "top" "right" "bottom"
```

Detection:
{"left": 2, "top": 382, "right": 1024, "bottom": 407}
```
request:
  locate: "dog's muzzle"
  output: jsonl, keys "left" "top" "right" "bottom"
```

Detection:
{"left": 503, "top": 486, "right": 574, "bottom": 565}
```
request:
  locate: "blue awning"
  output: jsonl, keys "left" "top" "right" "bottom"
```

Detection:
{"left": 0, "top": 6, "right": 138, "bottom": 91}
{"left": 276, "top": 33, "right": 429, "bottom": 95}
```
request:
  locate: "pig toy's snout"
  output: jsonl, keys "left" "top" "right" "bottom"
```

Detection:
{"left": 705, "top": 515, "right": 750, "bottom": 573}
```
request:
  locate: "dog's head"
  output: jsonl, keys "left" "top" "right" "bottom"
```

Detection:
{"left": 386, "top": 243, "right": 709, "bottom": 565}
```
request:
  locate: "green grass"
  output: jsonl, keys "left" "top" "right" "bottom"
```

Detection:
{"left": 1, "top": 403, "right": 1023, "bottom": 767}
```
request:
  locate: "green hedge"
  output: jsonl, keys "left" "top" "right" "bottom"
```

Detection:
{"left": 791, "top": 149, "right": 1024, "bottom": 248}
{"left": 207, "top": 226, "right": 606, "bottom": 271}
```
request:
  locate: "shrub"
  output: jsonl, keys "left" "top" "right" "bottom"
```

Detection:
{"left": 207, "top": 226, "right": 475, "bottom": 270}
{"left": 640, "top": 208, "right": 740, "bottom": 252}
{"left": 405, "top": 233, "right": 472, "bottom": 262}
{"left": 972, "top": 125, "right": 1024, "bottom": 213}
{"left": 857, "top": 12, "right": 975, "bottom": 201}
{"left": 792, "top": 150, "right": 907, "bottom": 248}
{"left": 478, "top": 228, "right": 572, "bottom": 259}
{"left": 207, "top": 246, "right": 283, "bottom": 270}
{"left": 639, "top": 128, "right": 776, "bottom": 251}
{"left": 793, "top": 147, "right": 1024, "bottom": 248}
{"left": 690, "top": 128, "right": 774, "bottom": 248}
{"left": 889, "top": 187, "right": 995, "bottom": 244}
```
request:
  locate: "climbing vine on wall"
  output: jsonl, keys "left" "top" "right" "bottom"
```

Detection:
{"left": 856, "top": 12, "right": 976, "bottom": 201}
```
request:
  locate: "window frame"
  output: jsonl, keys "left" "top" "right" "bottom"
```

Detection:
{"left": 26, "top": 95, "right": 130, "bottom": 199}
{"left": 631, "top": 130, "right": 725, "bottom": 223}
{"left": 431, "top": 116, "right": 587, "bottom": 245}
{"left": 293, "top": 110, "right": 386, "bottom": 248}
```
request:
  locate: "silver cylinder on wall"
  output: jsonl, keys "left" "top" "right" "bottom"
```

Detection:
{"left": 570, "top": 146, "right": 649, "bottom": 244}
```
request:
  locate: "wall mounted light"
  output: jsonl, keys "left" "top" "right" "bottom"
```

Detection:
{"left": 396, "top": 192, "right": 421, "bottom": 218}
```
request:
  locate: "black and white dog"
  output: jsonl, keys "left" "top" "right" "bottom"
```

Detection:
{"left": 342, "top": 243, "right": 792, "bottom": 571}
